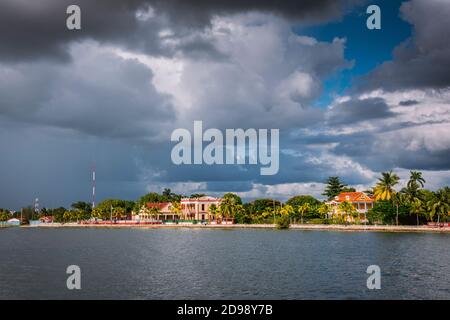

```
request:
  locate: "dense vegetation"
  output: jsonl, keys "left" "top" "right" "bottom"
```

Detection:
{"left": 3, "top": 171, "right": 449, "bottom": 226}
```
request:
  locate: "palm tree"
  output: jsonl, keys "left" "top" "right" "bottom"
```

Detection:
{"left": 318, "top": 203, "right": 332, "bottom": 219}
{"left": 280, "top": 204, "right": 294, "bottom": 223}
{"left": 149, "top": 206, "right": 160, "bottom": 222}
{"left": 410, "top": 198, "right": 424, "bottom": 226}
{"left": 220, "top": 195, "right": 237, "bottom": 223}
{"left": 113, "top": 207, "right": 126, "bottom": 221}
{"left": 408, "top": 171, "right": 426, "bottom": 188}
{"left": 208, "top": 203, "right": 220, "bottom": 223}
{"left": 170, "top": 201, "right": 182, "bottom": 221}
{"left": 374, "top": 171, "right": 400, "bottom": 201}
{"left": 392, "top": 192, "right": 406, "bottom": 226}
{"left": 427, "top": 189, "right": 450, "bottom": 224}
{"left": 298, "top": 203, "right": 311, "bottom": 224}
{"left": 280, "top": 204, "right": 294, "bottom": 216}
{"left": 63, "top": 210, "right": 72, "bottom": 223}
{"left": 261, "top": 207, "right": 273, "bottom": 221}
{"left": 338, "top": 201, "right": 356, "bottom": 223}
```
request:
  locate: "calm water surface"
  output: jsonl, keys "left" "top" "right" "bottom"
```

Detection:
{"left": 1, "top": 228, "right": 449, "bottom": 299}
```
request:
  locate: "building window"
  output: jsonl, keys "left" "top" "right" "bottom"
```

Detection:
{"left": 202, "top": 204, "right": 205, "bottom": 211}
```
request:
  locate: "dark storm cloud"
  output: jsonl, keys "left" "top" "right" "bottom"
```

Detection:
{"left": 326, "top": 97, "right": 395, "bottom": 125}
{"left": 336, "top": 138, "right": 450, "bottom": 172}
{"left": 150, "top": 0, "right": 363, "bottom": 27}
{"left": 0, "top": 0, "right": 362, "bottom": 62}
{"left": 363, "top": 0, "right": 450, "bottom": 91}
{"left": 0, "top": 0, "right": 149, "bottom": 62}
{"left": 206, "top": 181, "right": 254, "bottom": 193}
{"left": 0, "top": 42, "right": 175, "bottom": 142}
{"left": 327, "top": 124, "right": 450, "bottom": 172}
{"left": 0, "top": 122, "right": 146, "bottom": 209}
{"left": 399, "top": 99, "right": 419, "bottom": 106}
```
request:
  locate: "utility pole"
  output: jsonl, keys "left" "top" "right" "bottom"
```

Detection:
{"left": 92, "top": 165, "right": 96, "bottom": 210}
{"left": 110, "top": 205, "right": 113, "bottom": 224}
{"left": 34, "top": 198, "right": 39, "bottom": 221}
{"left": 273, "top": 199, "right": 275, "bottom": 225}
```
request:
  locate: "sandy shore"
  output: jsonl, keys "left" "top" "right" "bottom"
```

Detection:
{"left": 22, "top": 222, "right": 450, "bottom": 233}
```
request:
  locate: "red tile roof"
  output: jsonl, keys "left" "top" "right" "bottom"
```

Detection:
{"left": 146, "top": 202, "right": 171, "bottom": 209}
{"left": 336, "top": 192, "right": 374, "bottom": 203}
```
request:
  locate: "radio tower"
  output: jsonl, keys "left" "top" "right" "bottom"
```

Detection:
{"left": 92, "top": 164, "right": 96, "bottom": 209}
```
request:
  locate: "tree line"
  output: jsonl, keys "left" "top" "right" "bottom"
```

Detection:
{"left": 3, "top": 172, "right": 449, "bottom": 226}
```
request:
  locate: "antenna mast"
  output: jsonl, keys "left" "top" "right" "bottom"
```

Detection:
{"left": 92, "top": 164, "right": 96, "bottom": 209}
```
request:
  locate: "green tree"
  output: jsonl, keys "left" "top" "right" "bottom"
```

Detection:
{"left": 392, "top": 192, "right": 407, "bottom": 226}
{"left": 71, "top": 201, "right": 92, "bottom": 212}
{"left": 222, "top": 193, "right": 242, "bottom": 205}
{"left": 280, "top": 205, "right": 294, "bottom": 219}
{"left": 95, "top": 199, "right": 135, "bottom": 220}
{"left": 374, "top": 171, "right": 400, "bottom": 201}
{"left": 170, "top": 201, "right": 182, "bottom": 220}
{"left": 338, "top": 201, "right": 357, "bottom": 223}
{"left": 136, "top": 192, "right": 175, "bottom": 208}
{"left": 286, "top": 195, "right": 320, "bottom": 207}
{"left": 50, "top": 207, "right": 67, "bottom": 222}
{"left": 0, "top": 211, "right": 9, "bottom": 222}
{"left": 190, "top": 193, "right": 206, "bottom": 199}
{"left": 62, "top": 210, "right": 73, "bottom": 223}
{"left": 247, "top": 199, "right": 281, "bottom": 216}
{"left": 233, "top": 204, "right": 252, "bottom": 224}
{"left": 220, "top": 193, "right": 240, "bottom": 222}
{"left": 318, "top": 203, "right": 332, "bottom": 219}
{"left": 113, "top": 207, "right": 126, "bottom": 221}
{"left": 149, "top": 206, "right": 160, "bottom": 221}
{"left": 322, "top": 177, "right": 347, "bottom": 200}
{"left": 91, "top": 207, "right": 103, "bottom": 220}
{"left": 408, "top": 171, "right": 426, "bottom": 188}
{"left": 162, "top": 188, "right": 183, "bottom": 202}
{"left": 410, "top": 198, "right": 424, "bottom": 226}
{"left": 71, "top": 201, "right": 92, "bottom": 221}
{"left": 276, "top": 215, "right": 290, "bottom": 229}
{"left": 208, "top": 203, "right": 220, "bottom": 222}
{"left": 427, "top": 189, "right": 449, "bottom": 224}
{"left": 297, "top": 203, "right": 311, "bottom": 224}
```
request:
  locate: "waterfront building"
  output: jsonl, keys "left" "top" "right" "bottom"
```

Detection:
{"left": 133, "top": 202, "right": 176, "bottom": 221}
{"left": 131, "top": 196, "right": 227, "bottom": 223}
{"left": 326, "top": 192, "right": 374, "bottom": 221}
{"left": 181, "top": 196, "right": 223, "bottom": 222}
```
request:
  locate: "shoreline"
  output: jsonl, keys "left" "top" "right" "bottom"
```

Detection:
{"left": 21, "top": 223, "right": 450, "bottom": 233}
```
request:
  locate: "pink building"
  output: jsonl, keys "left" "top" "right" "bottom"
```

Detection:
{"left": 181, "top": 196, "right": 223, "bottom": 221}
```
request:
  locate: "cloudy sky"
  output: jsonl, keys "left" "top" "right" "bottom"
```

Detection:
{"left": 1, "top": 0, "right": 449, "bottom": 209}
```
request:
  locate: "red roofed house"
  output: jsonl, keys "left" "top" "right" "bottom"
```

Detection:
{"left": 133, "top": 202, "right": 177, "bottom": 221}
{"left": 326, "top": 192, "right": 374, "bottom": 221}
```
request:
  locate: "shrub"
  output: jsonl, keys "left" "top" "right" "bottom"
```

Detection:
{"left": 276, "top": 216, "right": 290, "bottom": 229}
